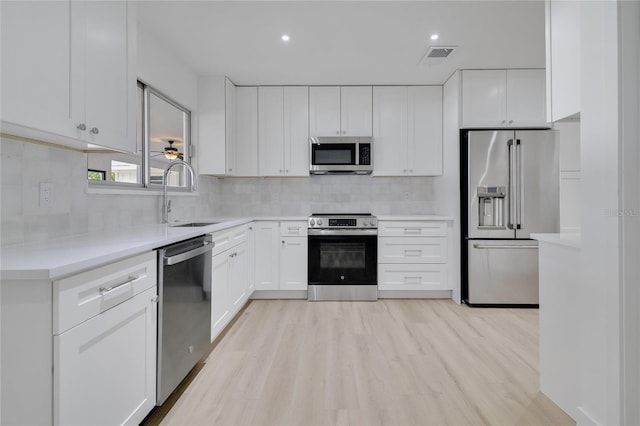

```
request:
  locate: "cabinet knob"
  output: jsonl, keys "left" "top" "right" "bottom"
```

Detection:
{"left": 90, "top": 127, "right": 99, "bottom": 135}
{"left": 76, "top": 123, "right": 86, "bottom": 131}
{"left": 508, "top": 120, "right": 514, "bottom": 124}
{"left": 228, "top": 168, "right": 233, "bottom": 172}
{"left": 285, "top": 169, "right": 289, "bottom": 173}
{"left": 342, "top": 130, "right": 346, "bottom": 135}
{"left": 501, "top": 120, "right": 506, "bottom": 125}
{"left": 336, "top": 131, "right": 340, "bottom": 135}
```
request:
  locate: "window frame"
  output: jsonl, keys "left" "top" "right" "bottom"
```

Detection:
{"left": 87, "top": 81, "right": 193, "bottom": 192}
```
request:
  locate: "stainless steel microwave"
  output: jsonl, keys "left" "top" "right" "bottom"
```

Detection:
{"left": 309, "top": 136, "right": 373, "bottom": 174}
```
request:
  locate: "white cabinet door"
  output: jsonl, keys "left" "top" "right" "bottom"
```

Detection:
{"left": 373, "top": 86, "right": 443, "bottom": 176}
{"left": 199, "top": 77, "right": 236, "bottom": 175}
{"left": 546, "top": 0, "right": 581, "bottom": 121}
{"left": 1, "top": 1, "right": 136, "bottom": 153}
{"left": 372, "top": 86, "right": 408, "bottom": 176}
{"left": 54, "top": 287, "right": 157, "bottom": 426}
{"left": 461, "top": 70, "right": 507, "bottom": 128}
{"left": 254, "top": 222, "right": 280, "bottom": 290}
{"left": 280, "top": 237, "right": 308, "bottom": 290}
{"left": 225, "top": 78, "right": 237, "bottom": 174}
{"left": 1, "top": 1, "right": 76, "bottom": 139}
{"left": 258, "top": 87, "right": 285, "bottom": 176}
{"left": 235, "top": 87, "right": 258, "bottom": 176}
{"left": 81, "top": 1, "right": 137, "bottom": 153}
{"left": 408, "top": 86, "right": 443, "bottom": 175}
{"left": 506, "top": 69, "right": 548, "bottom": 127}
{"left": 283, "top": 87, "right": 310, "bottom": 176}
{"left": 341, "top": 86, "right": 373, "bottom": 136}
{"left": 309, "top": 86, "right": 341, "bottom": 136}
{"left": 211, "top": 251, "right": 231, "bottom": 341}
{"left": 229, "top": 241, "right": 249, "bottom": 311}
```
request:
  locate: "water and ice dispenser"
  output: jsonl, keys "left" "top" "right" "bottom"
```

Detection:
{"left": 477, "top": 186, "right": 506, "bottom": 228}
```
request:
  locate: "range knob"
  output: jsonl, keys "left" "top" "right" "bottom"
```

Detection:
{"left": 363, "top": 220, "right": 370, "bottom": 227}
{"left": 317, "top": 219, "right": 323, "bottom": 226}
{"left": 309, "top": 218, "right": 316, "bottom": 227}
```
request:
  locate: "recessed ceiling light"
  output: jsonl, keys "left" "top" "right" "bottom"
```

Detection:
{"left": 430, "top": 34, "right": 439, "bottom": 41}
{"left": 281, "top": 34, "right": 290, "bottom": 42}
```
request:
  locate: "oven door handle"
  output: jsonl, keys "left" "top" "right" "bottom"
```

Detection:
{"left": 308, "top": 229, "right": 378, "bottom": 236}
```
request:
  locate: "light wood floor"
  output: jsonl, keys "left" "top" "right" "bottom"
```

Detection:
{"left": 155, "top": 299, "right": 574, "bottom": 426}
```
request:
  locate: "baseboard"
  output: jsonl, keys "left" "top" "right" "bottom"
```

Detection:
{"left": 250, "top": 290, "right": 308, "bottom": 299}
{"left": 378, "top": 290, "right": 453, "bottom": 299}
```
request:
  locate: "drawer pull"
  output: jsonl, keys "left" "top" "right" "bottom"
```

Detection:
{"left": 99, "top": 275, "right": 139, "bottom": 295}
{"left": 404, "top": 228, "right": 422, "bottom": 235}
{"left": 288, "top": 227, "right": 300, "bottom": 234}
{"left": 405, "top": 249, "right": 423, "bottom": 257}
{"left": 404, "top": 276, "right": 422, "bottom": 284}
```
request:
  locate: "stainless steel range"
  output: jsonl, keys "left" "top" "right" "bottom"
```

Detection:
{"left": 307, "top": 213, "right": 378, "bottom": 301}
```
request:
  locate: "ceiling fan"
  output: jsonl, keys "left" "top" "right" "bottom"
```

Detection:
{"left": 151, "top": 139, "right": 183, "bottom": 161}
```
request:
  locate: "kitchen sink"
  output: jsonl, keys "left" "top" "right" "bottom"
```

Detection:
{"left": 172, "top": 222, "right": 220, "bottom": 227}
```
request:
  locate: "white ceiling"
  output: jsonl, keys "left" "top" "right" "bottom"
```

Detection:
{"left": 136, "top": 1, "right": 546, "bottom": 86}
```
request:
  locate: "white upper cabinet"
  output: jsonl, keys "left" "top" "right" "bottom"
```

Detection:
{"left": 199, "top": 76, "right": 236, "bottom": 176}
{"left": 545, "top": 0, "right": 581, "bottom": 121}
{"left": 1, "top": 1, "right": 137, "bottom": 153}
{"left": 234, "top": 87, "right": 259, "bottom": 176}
{"left": 461, "top": 69, "right": 548, "bottom": 128}
{"left": 373, "top": 86, "right": 443, "bottom": 176}
{"left": 258, "top": 86, "right": 309, "bottom": 177}
{"left": 309, "top": 86, "right": 372, "bottom": 136}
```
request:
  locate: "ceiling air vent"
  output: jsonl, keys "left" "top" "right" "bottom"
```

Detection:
{"left": 418, "top": 46, "right": 457, "bottom": 67}
{"left": 426, "top": 46, "right": 455, "bottom": 58}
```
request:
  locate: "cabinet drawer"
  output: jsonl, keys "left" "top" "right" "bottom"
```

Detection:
{"left": 378, "top": 264, "right": 447, "bottom": 290}
{"left": 212, "top": 224, "right": 249, "bottom": 256}
{"left": 378, "top": 237, "right": 447, "bottom": 263}
{"left": 54, "top": 251, "right": 156, "bottom": 335}
{"left": 378, "top": 221, "right": 447, "bottom": 237}
{"left": 280, "top": 221, "right": 308, "bottom": 237}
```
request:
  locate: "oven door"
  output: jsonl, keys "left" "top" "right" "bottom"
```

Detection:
{"left": 308, "top": 231, "right": 377, "bottom": 286}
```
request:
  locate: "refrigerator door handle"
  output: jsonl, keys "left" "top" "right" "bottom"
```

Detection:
{"left": 516, "top": 139, "right": 523, "bottom": 229}
{"left": 507, "top": 139, "right": 515, "bottom": 230}
{"left": 473, "top": 243, "right": 538, "bottom": 249}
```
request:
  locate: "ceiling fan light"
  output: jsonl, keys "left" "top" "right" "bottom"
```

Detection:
{"left": 164, "top": 146, "right": 179, "bottom": 160}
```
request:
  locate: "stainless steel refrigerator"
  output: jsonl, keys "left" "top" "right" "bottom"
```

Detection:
{"left": 462, "top": 130, "right": 559, "bottom": 306}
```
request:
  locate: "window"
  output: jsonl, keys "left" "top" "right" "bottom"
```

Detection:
{"left": 87, "top": 82, "right": 192, "bottom": 190}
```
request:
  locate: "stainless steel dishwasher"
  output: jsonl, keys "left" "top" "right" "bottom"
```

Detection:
{"left": 156, "top": 234, "right": 213, "bottom": 405}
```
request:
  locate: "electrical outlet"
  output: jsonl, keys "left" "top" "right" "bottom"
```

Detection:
{"left": 403, "top": 191, "right": 411, "bottom": 201}
{"left": 39, "top": 182, "right": 53, "bottom": 208}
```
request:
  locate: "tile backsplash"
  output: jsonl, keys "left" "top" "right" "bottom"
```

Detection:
{"left": 1, "top": 137, "right": 452, "bottom": 246}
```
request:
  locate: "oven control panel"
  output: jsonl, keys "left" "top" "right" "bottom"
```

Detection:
{"left": 308, "top": 215, "right": 377, "bottom": 229}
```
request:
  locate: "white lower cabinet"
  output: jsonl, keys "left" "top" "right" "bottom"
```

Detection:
{"left": 378, "top": 220, "right": 450, "bottom": 291}
{"left": 210, "top": 224, "right": 251, "bottom": 341}
{"left": 280, "top": 236, "right": 308, "bottom": 290}
{"left": 254, "top": 221, "right": 307, "bottom": 292}
{"left": 54, "top": 287, "right": 157, "bottom": 426}
{"left": 51, "top": 251, "right": 157, "bottom": 426}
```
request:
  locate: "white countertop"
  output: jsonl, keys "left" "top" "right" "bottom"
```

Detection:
{"left": 531, "top": 233, "right": 581, "bottom": 249}
{"left": 1, "top": 214, "right": 454, "bottom": 281}
{"left": 0, "top": 218, "right": 252, "bottom": 281}
{"left": 375, "top": 215, "right": 454, "bottom": 221}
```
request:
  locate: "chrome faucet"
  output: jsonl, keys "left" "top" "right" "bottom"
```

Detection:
{"left": 162, "top": 159, "right": 197, "bottom": 224}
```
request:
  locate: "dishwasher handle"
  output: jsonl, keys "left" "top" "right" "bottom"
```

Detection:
{"left": 164, "top": 240, "right": 214, "bottom": 265}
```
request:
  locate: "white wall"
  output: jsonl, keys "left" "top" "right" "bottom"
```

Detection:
{"left": 577, "top": 1, "right": 621, "bottom": 424}
{"left": 442, "top": 71, "right": 462, "bottom": 303}
{"left": 136, "top": 24, "right": 198, "bottom": 111}
{"left": 619, "top": 1, "right": 640, "bottom": 424}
